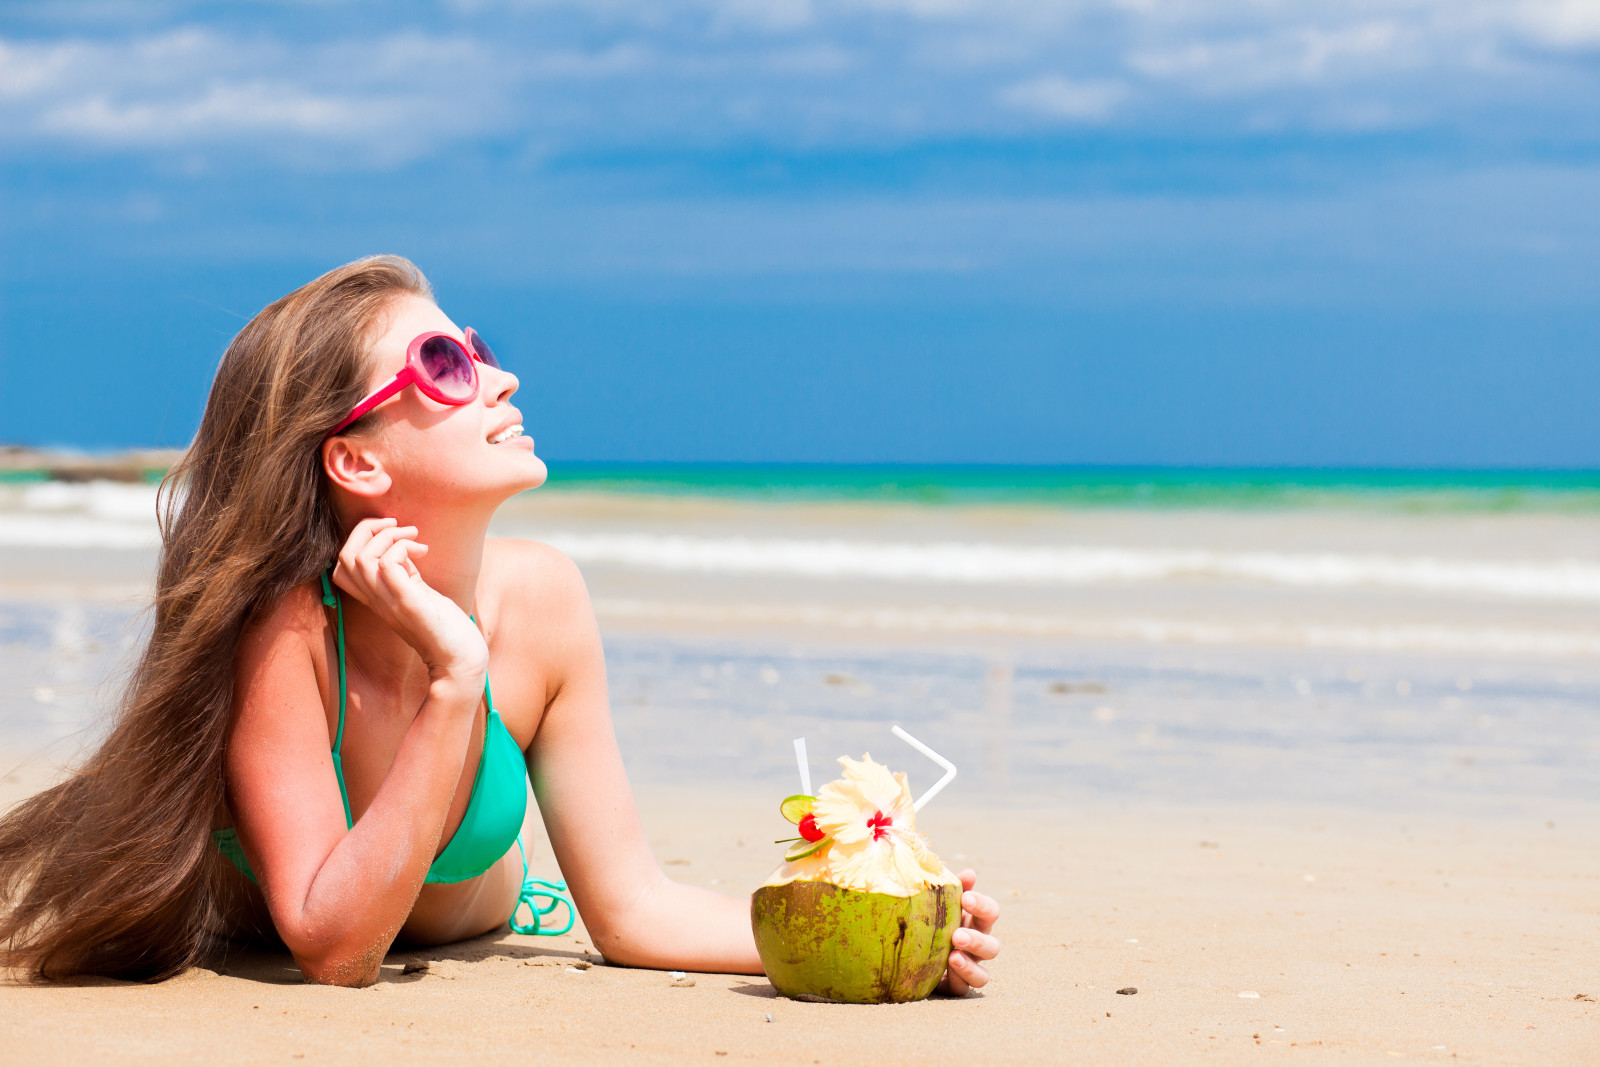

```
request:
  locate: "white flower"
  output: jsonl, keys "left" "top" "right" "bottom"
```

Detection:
{"left": 809, "top": 754, "right": 952, "bottom": 895}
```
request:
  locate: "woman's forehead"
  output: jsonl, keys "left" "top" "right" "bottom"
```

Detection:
{"left": 370, "top": 296, "right": 461, "bottom": 365}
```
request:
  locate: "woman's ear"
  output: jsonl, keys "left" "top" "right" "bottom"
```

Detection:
{"left": 322, "top": 436, "right": 393, "bottom": 499}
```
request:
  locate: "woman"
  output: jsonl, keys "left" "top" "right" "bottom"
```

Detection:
{"left": 0, "top": 256, "right": 1000, "bottom": 988}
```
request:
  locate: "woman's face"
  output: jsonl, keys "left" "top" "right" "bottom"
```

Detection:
{"left": 345, "top": 294, "right": 547, "bottom": 508}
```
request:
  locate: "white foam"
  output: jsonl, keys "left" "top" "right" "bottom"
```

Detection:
{"left": 17, "top": 481, "right": 161, "bottom": 522}
{"left": 0, "top": 514, "right": 160, "bottom": 549}
{"left": 4, "top": 484, "right": 1598, "bottom": 604}
{"left": 0, "top": 481, "right": 163, "bottom": 549}
{"left": 544, "top": 532, "right": 1600, "bottom": 604}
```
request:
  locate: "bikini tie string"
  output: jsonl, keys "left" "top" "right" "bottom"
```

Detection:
{"left": 510, "top": 837, "right": 575, "bottom": 936}
{"left": 512, "top": 877, "right": 575, "bottom": 936}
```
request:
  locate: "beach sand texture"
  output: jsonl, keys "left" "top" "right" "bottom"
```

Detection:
{"left": 3, "top": 478, "right": 1598, "bottom": 1062}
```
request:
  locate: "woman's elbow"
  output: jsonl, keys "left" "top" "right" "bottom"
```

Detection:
{"left": 279, "top": 920, "right": 385, "bottom": 986}
{"left": 293, "top": 944, "right": 384, "bottom": 987}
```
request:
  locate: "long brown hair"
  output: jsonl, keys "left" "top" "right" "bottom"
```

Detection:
{"left": 0, "top": 255, "right": 431, "bottom": 980}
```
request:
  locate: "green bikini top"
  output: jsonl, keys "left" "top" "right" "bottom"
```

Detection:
{"left": 215, "top": 573, "right": 530, "bottom": 887}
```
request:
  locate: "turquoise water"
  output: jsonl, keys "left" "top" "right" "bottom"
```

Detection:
{"left": 5, "top": 460, "right": 1599, "bottom": 511}
{"left": 541, "top": 464, "right": 1600, "bottom": 512}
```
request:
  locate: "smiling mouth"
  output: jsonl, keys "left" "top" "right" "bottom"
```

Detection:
{"left": 488, "top": 424, "right": 525, "bottom": 445}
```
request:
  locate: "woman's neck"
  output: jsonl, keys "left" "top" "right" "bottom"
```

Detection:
{"left": 333, "top": 502, "right": 497, "bottom": 691}
{"left": 409, "top": 513, "right": 491, "bottom": 614}
{"left": 350, "top": 495, "right": 495, "bottom": 613}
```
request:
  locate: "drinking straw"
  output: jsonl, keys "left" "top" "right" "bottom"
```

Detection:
{"left": 891, "top": 725, "right": 957, "bottom": 812}
{"left": 793, "top": 737, "right": 813, "bottom": 796}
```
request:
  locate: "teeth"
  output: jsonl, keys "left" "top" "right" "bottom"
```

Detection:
{"left": 488, "top": 424, "right": 524, "bottom": 445}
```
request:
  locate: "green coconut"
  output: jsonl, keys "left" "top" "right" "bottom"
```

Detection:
{"left": 751, "top": 879, "right": 961, "bottom": 1004}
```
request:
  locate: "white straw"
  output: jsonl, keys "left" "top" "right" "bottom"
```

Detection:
{"left": 793, "top": 737, "right": 813, "bottom": 796}
{"left": 891, "top": 725, "right": 958, "bottom": 813}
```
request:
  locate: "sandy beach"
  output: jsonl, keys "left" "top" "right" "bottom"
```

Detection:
{"left": 3, "top": 479, "right": 1598, "bottom": 1063}
{"left": 2, "top": 766, "right": 1594, "bottom": 1063}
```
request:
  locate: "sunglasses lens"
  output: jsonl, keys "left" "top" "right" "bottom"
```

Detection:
{"left": 467, "top": 330, "right": 500, "bottom": 370}
{"left": 416, "top": 336, "right": 477, "bottom": 400}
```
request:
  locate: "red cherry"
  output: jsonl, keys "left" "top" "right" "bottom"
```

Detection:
{"left": 798, "top": 813, "right": 825, "bottom": 842}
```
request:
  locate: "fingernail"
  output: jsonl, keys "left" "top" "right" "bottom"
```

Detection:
{"left": 963, "top": 892, "right": 976, "bottom": 908}
{"left": 954, "top": 930, "right": 970, "bottom": 948}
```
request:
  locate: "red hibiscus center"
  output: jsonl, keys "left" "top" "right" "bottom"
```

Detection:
{"left": 867, "top": 810, "right": 893, "bottom": 841}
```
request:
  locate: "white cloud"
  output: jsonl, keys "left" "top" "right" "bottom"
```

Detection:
{"left": 1128, "top": 22, "right": 1416, "bottom": 92}
{"left": 1000, "top": 75, "right": 1127, "bottom": 120}
{"left": 38, "top": 83, "right": 377, "bottom": 142}
{"left": 0, "top": 29, "right": 508, "bottom": 163}
{"left": 2, "top": 1, "right": 1598, "bottom": 165}
{"left": 1513, "top": 0, "right": 1600, "bottom": 48}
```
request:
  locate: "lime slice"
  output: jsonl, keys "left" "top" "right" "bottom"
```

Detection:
{"left": 785, "top": 836, "right": 829, "bottom": 862}
{"left": 779, "top": 794, "right": 815, "bottom": 824}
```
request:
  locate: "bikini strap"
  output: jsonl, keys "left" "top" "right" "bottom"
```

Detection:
{"left": 469, "top": 612, "right": 496, "bottom": 714}
{"left": 322, "top": 570, "right": 354, "bottom": 827}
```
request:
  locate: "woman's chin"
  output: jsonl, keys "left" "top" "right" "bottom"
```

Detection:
{"left": 482, "top": 437, "right": 547, "bottom": 490}
{"left": 520, "top": 455, "right": 549, "bottom": 491}
{"left": 498, "top": 447, "right": 547, "bottom": 495}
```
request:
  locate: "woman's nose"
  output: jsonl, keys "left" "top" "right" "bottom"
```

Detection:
{"left": 489, "top": 367, "right": 519, "bottom": 403}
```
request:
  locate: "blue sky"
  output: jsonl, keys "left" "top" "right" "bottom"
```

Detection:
{"left": 2, "top": 1, "right": 1598, "bottom": 465}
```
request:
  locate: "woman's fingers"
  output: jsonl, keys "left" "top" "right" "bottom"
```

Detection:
{"left": 342, "top": 517, "right": 395, "bottom": 560}
{"left": 958, "top": 881, "right": 1000, "bottom": 936}
{"left": 951, "top": 927, "right": 1000, "bottom": 962}
{"left": 375, "top": 542, "right": 432, "bottom": 606}
{"left": 338, "top": 518, "right": 395, "bottom": 566}
{"left": 337, "top": 519, "right": 396, "bottom": 582}
{"left": 946, "top": 950, "right": 989, "bottom": 992}
{"left": 377, "top": 536, "right": 420, "bottom": 571}
{"left": 941, "top": 868, "right": 999, "bottom": 996}
{"left": 398, "top": 542, "right": 427, "bottom": 578}
{"left": 955, "top": 873, "right": 1001, "bottom": 940}
{"left": 939, "top": 949, "right": 990, "bottom": 996}
{"left": 339, "top": 521, "right": 421, "bottom": 594}
{"left": 357, "top": 525, "right": 418, "bottom": 572}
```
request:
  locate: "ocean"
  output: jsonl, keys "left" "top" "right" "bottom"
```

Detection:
{"left": 2, "top": 463, "right": 1597, "bottom": 813}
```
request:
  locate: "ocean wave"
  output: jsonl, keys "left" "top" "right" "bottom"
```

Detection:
{"left": 0, "top": 482, "right": 162, "bottom": 549}
{"left": 0, "top": 514, "right": 160, "bottom": 549}
{"left": 3, "top": 482, "right": 1597, "bottom": 603}
{"left": 545, "top": 532, "right": 1600, "bottom": 603}
{"left": 593, "top": 598, "right": 1600, "bottom": 658}
{"left": 11, "top": 480, "right": 162, "bottom": 522}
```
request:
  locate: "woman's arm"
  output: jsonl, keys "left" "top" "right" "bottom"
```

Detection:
{"left": 226, "top": 520, "right": 489, "bottom": 986}
{"left": 512, "top": 544, "right": 762, "bottom": 973}
{"left": 510, "top": 540, "right": 1001, "bottom": 984}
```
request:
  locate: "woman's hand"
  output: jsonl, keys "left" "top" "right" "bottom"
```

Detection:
{"left": 333, "top": 518, "right": 488, "bottom": 684}
{"left": 939, "top": 869, "right": 1000, "bottom": 996}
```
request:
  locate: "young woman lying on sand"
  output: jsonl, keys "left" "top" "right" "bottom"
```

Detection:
{"left": 0, "top": 256, "right": 1000, "bottom": 988}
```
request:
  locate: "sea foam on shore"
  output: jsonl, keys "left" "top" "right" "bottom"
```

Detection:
{"left": 6, "top": 480, "right": 1600, "bottom": 602}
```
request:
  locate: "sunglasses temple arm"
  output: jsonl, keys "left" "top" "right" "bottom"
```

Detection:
{"left": 327, "top": 369, "right": 415, "bottom": 437}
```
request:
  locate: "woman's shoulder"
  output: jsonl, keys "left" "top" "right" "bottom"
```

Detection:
{"left": 481, "top": 537, "right": 595, "bottom": 628}
{"left": 480, "top": 538, "right": 600, "bottom": 710}
{"left": 230, "top": 580, "right": 336, "bottom": 739}
{"left": 483, "top": 537, "right": 586, "bottom": 591}
{"left": 235, "top": 580, "right": 330, "bottom": 675}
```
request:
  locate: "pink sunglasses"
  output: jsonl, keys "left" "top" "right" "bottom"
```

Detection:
{"left": 327, "top": 328, "right": 500, "bottom": 437}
